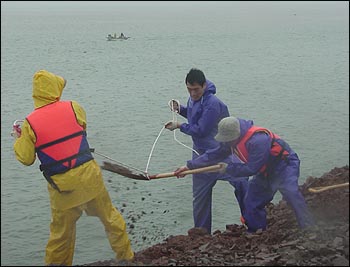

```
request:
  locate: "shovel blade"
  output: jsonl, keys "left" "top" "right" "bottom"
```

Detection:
{"left": 101, "top": 161, "right": 149, "bottom": 180}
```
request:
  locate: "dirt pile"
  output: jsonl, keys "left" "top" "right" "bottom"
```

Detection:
{"left": 84, "top": 166, "right": 349, "bottom": 266}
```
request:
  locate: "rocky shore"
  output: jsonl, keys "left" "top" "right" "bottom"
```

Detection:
{"left": 83, "top": 165, "right": 349, "bottom": 266}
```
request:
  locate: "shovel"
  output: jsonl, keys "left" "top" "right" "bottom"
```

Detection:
{"left": 308, "top": 182, "right": 349, "bottom": 193}
{"left": 101, "top": 161, "right": 222, "bottom": 180}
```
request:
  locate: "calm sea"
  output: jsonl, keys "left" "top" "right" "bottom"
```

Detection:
{"left": 1, "top": 1, "right": 348, "bottom": 266}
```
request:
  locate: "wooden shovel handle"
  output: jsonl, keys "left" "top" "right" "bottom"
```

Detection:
{"left": 308, "top": 182, "right": 349, "bottom": 193}
{"left": 148, "top": 164, "right": 222, "bottom": 179}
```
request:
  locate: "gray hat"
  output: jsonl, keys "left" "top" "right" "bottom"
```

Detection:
{"left": 215, "top": 117, "right": 241, "bottom": 142}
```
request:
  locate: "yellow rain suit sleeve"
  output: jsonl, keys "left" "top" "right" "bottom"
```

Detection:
{"left": 13, "top": 120, "right": 36, "bottom": 165}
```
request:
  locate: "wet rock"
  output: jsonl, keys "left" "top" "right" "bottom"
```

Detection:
{"left": 332, "top": 255, "right": 349, "bottom": 266}
{"left": 187, "top": 227, "right": 209, "bottom": 237}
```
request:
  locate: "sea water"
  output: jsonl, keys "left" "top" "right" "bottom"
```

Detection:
{"left": 1, "top": 1, "right": 348, "bottom": 265}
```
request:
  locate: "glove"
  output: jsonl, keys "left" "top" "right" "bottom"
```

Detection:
{"left": 218, "top": 162, "right": 228, "bottom": 174}
{"left": 165, "top": 120, "right": 179, "bottom": 131}
{"left": 174, "top": 165, "right": 189, "bottom": 178}
{"left": 168, "top": 99, "right": 180, "bottom": 113}
{"left": 11, "top": 121, "right": 22, "bottom": 138}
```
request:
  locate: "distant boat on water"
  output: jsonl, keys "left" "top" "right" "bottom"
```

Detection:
{"left": 106, "top": 33, "right": 130, "bottom": 41}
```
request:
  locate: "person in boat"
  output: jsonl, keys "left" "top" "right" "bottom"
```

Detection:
{"left": 13, "top": 70, "right": 134, "bottom": 266}
{"left": 174, "top": 116, "right": 315, "bottom": 233}
{"left": 120, "top": 32, "right": 125, "bottom": 38}
{"left": 164, "top": 68, "right": 248, "bottom": 234}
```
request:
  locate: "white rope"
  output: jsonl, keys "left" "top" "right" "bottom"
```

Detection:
{"left": 173, "top": 130, "right": 199, "bottom": 155}
{"left": 144, "top": 101, "right": 200, "bottom": 174}
{"left": 171, "top": 108, "right": 199, "bottom": 156}
{"left": 144, "top": 125, "right": 166, "bottom": 174}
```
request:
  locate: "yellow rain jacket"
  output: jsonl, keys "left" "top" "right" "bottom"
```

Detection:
{"left": 13, "top": 70, "right": 134, "bottom": 265}
{"left": 14, "top": 70, "right": 105, "bottom": 210}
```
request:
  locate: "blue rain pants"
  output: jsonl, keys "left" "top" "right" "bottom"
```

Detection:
{"left": 243, "top": 154, "right": 314, "bottom": 232}
{"left": 192, "top": 154, "right": 248, "bottom": 234}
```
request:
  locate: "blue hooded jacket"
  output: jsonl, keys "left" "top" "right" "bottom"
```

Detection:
{"left": 187, "top": 118, "right": 296, "bottom": 177}
{"left": 179, "top": 79, "right": 229, "bottom": 155}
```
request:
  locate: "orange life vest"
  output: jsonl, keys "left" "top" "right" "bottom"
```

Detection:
{"left": 233, "top": 126, "right": 290, "bottom": 176}
{"left": 26, "top": 101, "right": 93, "bottom": 179}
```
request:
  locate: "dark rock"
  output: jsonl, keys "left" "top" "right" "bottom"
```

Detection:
{"left": 187, "top": 227, "right": 209, "bottom": 237}
{"left": 82, "top": 166, "right": 349, "bottom": 266}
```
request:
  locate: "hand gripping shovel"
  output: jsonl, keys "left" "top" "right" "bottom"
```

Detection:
{"left": 101, "top": 161, "right": 222, "bottom": 180}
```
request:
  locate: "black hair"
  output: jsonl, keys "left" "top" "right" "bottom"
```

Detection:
{"left": 185, "top": 68, "right": 206, "bottom": 86}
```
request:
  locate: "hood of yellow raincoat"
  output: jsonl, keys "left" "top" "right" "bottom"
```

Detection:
{"left": 32, "top": 70, "right": 66, "bottom": 108}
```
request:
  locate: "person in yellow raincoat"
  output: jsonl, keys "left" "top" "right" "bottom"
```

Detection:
{"left": 13, "top": 70, "right": 134, "bottom": 266}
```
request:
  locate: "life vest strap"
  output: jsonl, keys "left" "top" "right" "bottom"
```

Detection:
{"left": 260, "top": 137, "right": 290, "bottom": 177}
{"left": 42, "top": 171, "right": 62, "bottom": 193}
{"left": 271, "top": 138, "right": 290, "bottom": 162}
{"left": 39, "top": 148, "right": 93, "bottom": 174}
{"left": 36, "top": 131, "right": 86, "bottom": 152}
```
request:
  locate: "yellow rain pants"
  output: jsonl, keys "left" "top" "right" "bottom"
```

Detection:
{"left": 45, "top": 186, "right": 134, "bottom": 266}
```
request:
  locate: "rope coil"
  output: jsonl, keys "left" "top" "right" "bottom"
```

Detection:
{"left": 144, "top": 101, "right": 199, "bottom": 174}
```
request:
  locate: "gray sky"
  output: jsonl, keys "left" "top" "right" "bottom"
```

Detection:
{"left": 2, "top": 1, "right": 348, "bottom": 17}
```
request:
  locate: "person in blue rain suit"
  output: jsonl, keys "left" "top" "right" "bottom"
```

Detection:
{"left": 164, "top": 68, "right": 248, "bottom": 234}
{"left": 174, "top": 116, "right": 315, "bottom": 233}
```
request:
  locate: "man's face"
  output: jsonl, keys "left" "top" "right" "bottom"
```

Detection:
{"left": 186, "top": 82, "right": 206, "bottom": 101}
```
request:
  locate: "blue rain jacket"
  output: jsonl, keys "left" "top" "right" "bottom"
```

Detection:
{"left": 178, "top": 80, "right": 248, "bottom": 234}
{"left": 179, "top": 80, "right": 230, "bottom": 154}
{"left": 188, "top": 118, "right": 314, "bottom": 232}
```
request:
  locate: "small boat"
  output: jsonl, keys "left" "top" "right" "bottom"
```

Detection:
{"left": 106, "top": 33, "right": 130, "bottom": 41}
